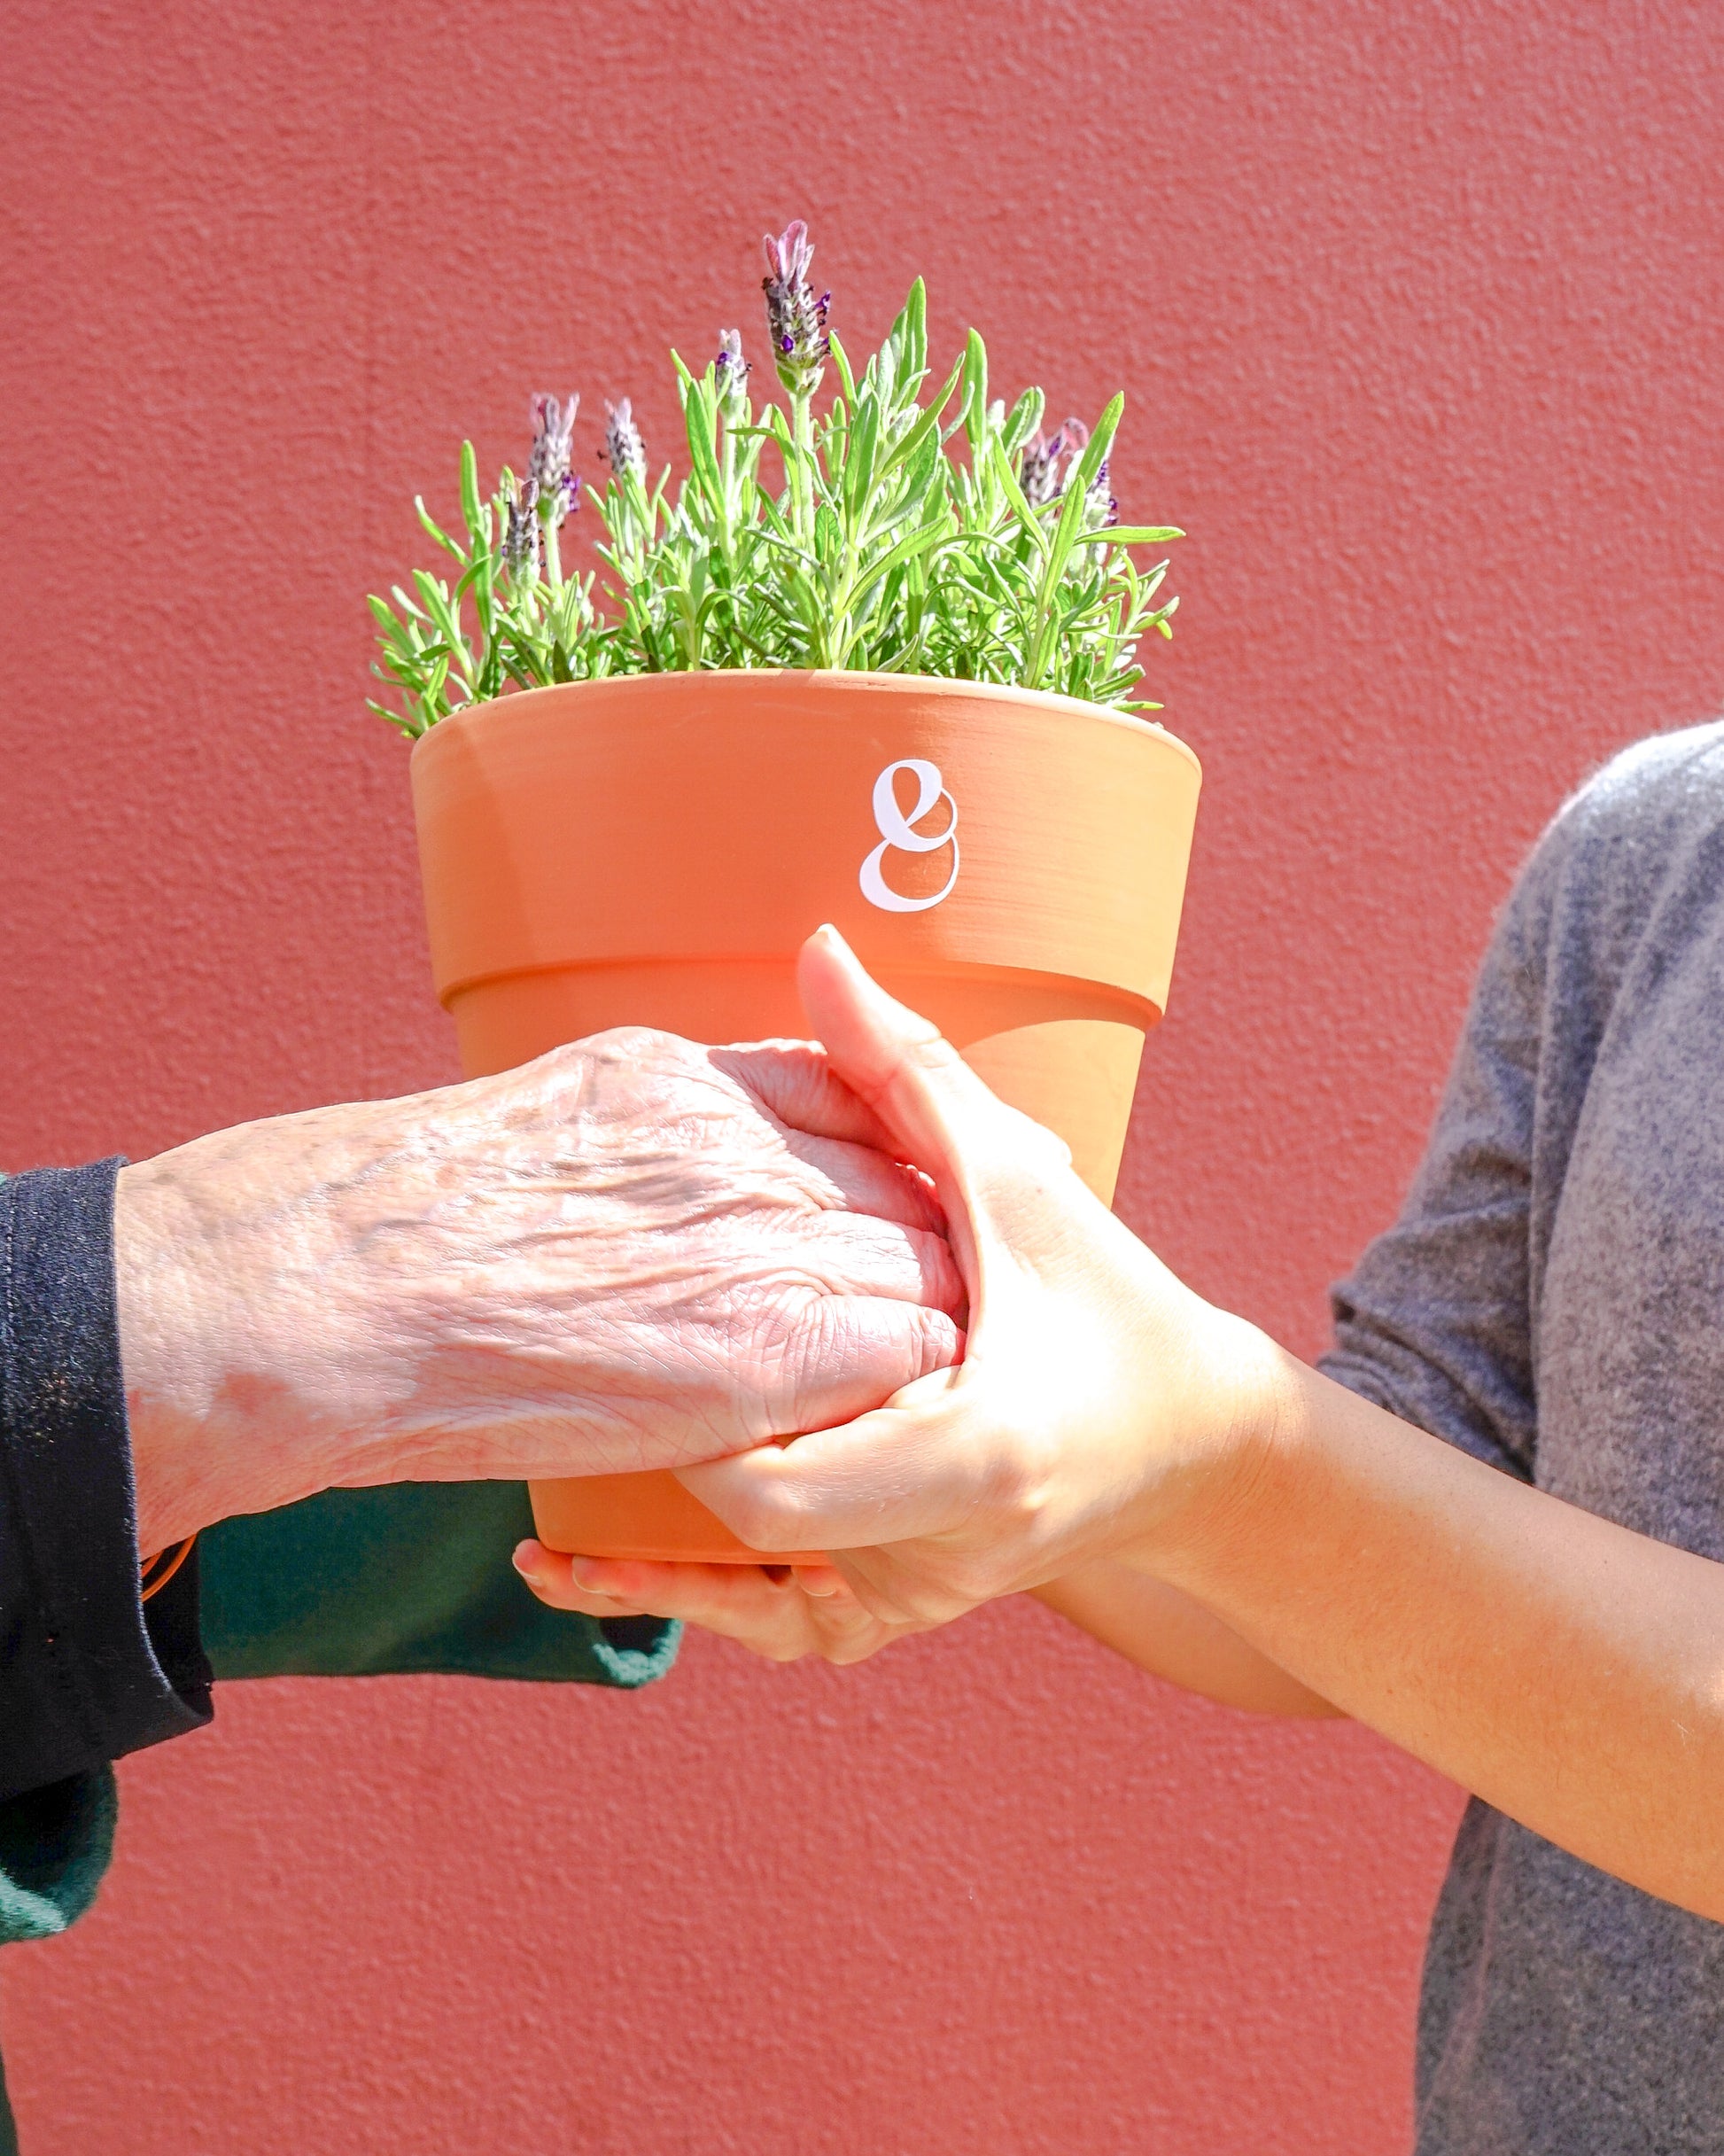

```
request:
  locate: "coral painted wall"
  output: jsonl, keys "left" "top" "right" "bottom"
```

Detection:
{"left": 4, "top": 3, "right": 1721, "bottom": 2148}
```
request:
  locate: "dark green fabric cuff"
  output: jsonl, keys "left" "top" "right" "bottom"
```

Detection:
{"left": 0, "top": 1767, "right": 116, "bottom": 1946}
{"left": 0, "top": 1486, "right": 675, "bottom": 1981}
{"left": 201, "top": 1481, "right": 680, "bottom": 1689}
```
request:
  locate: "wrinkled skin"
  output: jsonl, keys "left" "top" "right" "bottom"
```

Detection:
{"left": 117, "top": 1028, "right": 964, "bottom": 1556}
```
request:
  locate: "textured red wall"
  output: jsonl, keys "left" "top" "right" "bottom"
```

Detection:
{"left": 4, "top": 4, "right": 1721, "bottom": 2148}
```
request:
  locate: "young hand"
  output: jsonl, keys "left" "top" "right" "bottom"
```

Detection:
{"left": 679, "top": 930, "right": 1278, "bottom": 1627}
{"left": 509, "top": 1544, "right": 935, "bottom": 1664}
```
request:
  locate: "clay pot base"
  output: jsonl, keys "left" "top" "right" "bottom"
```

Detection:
{"left": 528, "top": 1471, "right": 824, "bottom": 1567}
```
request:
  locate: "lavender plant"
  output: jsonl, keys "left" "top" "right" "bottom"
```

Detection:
{"left": 369, "top": 222, "right": 1180, "bottom": 737}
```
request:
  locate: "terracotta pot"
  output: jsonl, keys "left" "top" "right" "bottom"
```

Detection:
{"left": 410, "top": 670, "right": 1200, "bottom": 1562}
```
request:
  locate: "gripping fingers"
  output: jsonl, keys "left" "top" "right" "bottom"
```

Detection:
{"left": 796, "top": 1211, "right": 967, "bottom": 1321}
{"left": 711, "top": 1039, "right": 898, "bottom": 1155}
{"left": 763, "top": 1293, "right": 962, "bottom": 1438}
{"left": 513, "top": 1545, "right": 883, "bottom": 1663}
{"left": 680, "top": 1371, "right": 975, "bottom": 1555}
{"left": 512, "top": 1541, "right": 652, "bottom": 1616}
{"left": 783, "top": 1129, "right": 949, "bottom": 1235}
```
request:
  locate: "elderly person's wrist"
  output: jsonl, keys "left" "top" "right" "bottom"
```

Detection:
{"left": 116, "top": 1142, "right": 350, "bottom": 1554}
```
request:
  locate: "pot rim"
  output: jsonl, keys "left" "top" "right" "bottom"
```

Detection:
{"left": 408, "top": 667, "right": 1200, "bottom": 781}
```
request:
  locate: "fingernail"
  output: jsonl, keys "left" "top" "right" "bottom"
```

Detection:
{"left": 511, "top": 1540, "right": 542, "bottom": 1583}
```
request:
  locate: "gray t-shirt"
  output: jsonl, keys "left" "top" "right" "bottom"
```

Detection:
{"left": 1320, "top": 720, "right": 1724, "bottom": 2155}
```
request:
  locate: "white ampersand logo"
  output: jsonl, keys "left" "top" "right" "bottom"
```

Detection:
{"left": 859, "top": 758, "right": 960, "bottom": 913}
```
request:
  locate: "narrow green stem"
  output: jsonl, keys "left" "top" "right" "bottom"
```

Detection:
{"left": 792, "top": 390, "right": 813, "bottom": 549}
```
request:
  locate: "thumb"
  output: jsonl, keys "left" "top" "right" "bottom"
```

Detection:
{"left": 796, "top": 928, "right": 1067, "bottom": 1230}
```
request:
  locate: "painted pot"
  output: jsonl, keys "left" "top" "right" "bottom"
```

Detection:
{"left": 409, "top": 670, "right": 1200, "bottom": 1562}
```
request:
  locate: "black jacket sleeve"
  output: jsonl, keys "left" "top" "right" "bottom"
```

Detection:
{"left": 0, "top": 1160, "right": 211, "bottom": 1803}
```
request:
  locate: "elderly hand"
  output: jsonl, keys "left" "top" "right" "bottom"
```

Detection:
{"left": 116, "top": 1027, "right": 964, "bottom": 1555}
{"left": 678, "top": 930, "right": 1277, "bottom": 1629}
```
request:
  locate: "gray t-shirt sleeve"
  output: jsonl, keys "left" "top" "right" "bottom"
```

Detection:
{"left": 1317, "top": 821, "right": 1569, "bottom": 1484}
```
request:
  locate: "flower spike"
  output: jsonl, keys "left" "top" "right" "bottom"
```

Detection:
{"left": 502, "top": 479, "right": 538, "bottom": 584}
{"left": 715, "top": 328, "right": 751, "bottom": 423}
{"left": 1085, "top": 458, "right": 1119, "bottom": 530}
{"left": 527, "top": 393, "right": 579, "bottom": 524}
{"left": 761, "top": 219, "right": 830, "bottom": 401}
{"left": 604, "top": 397, "right": 648, "bottom": 486}
{"left": 1020, "top": 416, "right": 1089, "bottom": 509}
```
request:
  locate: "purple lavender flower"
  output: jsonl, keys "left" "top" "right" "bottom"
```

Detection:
{"left": 502, "top": 477, "right": 538, "bottom": 583}
{"left": 1018, "top": 432, "right": 1057, "bottom": 506}
{"left": 1085, "top": 456, "right": 1120, "bottom": 530}
{"left": 604, "top": 397, "right": 647, "bottom": 486}
{"left": 527, "top": 393, "right": 579, "bottom": 524}
{"left": 761, "top": 219, "right": 829, "bottom": 401}
{"left": 714, "top": 327, "right": 751, "bottom": 423}
{"left": 1020, "top": 416, "right": 1089, "bottom": 509}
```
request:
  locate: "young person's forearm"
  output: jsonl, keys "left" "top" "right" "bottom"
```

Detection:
{"left": 680, "top": 931, "right": 1724, "bottom": 1908}
{"left": 1151, "top": 1351, "right": 1724, "bottom": 1919}
{"left": 1031, "top": 1564, "right": 1340, "bottom": 1717}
